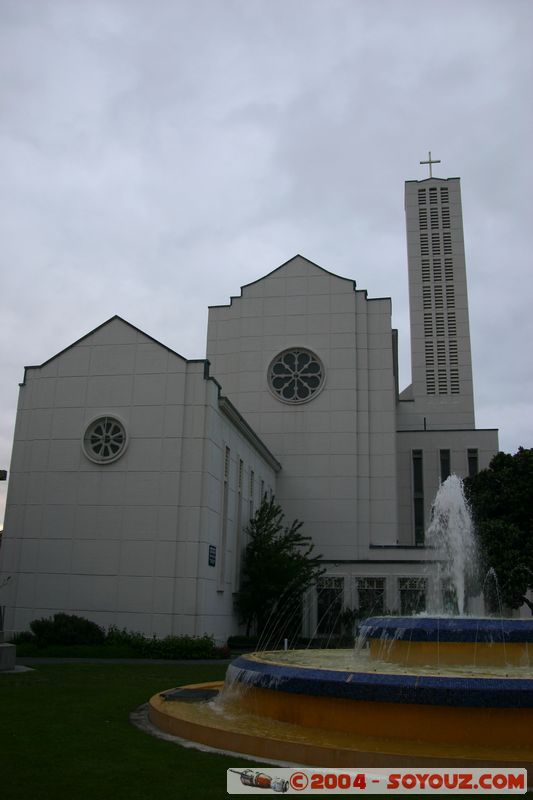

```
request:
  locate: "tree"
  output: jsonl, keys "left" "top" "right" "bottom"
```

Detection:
{"left": 234, "top": 495, "right": 324, "bottom": 640}
{"left": 464, "top": 447, "right": 533, "bottom": 612}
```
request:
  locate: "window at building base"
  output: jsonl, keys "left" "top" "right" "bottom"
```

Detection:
{"left": 399, "top": 577, "right": 427, "bottom": 615}
{"left": 316, "top": 577, "right": 344, "bottom": 636}
{"left": 441, "top": 578, "right": 460, "bottom": 615}
{"left": 356, "top": 577, "right": 385, "bottom": 618}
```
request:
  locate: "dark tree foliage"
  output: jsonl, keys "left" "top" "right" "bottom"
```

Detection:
{"left": 30, "top": 613, "right": 106, "bottom": 645}
{"left": 234, "top": 495, "right": 324, "bottom": 639}
{"left": 464, "top": 447, "right": 533, "bottom": 612}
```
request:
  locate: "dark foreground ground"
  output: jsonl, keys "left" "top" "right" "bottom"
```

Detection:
{"left": 2, "top": 660, "right": 529, "bottom": 800}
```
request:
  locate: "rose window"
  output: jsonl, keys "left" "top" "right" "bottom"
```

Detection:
{"left": 82, "top": 416, "right": 127, "bottom": 464}
{"left": 268, "top": 348, "right": 324, "bottom": 404}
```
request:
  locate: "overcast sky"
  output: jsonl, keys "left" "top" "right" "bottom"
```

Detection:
{"left": 1, "top": 0, "right": 532, "bottom": 524}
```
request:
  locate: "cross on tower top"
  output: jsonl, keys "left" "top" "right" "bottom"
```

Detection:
{"left": 420, "top": 151, "right": 441, "bottom": 178}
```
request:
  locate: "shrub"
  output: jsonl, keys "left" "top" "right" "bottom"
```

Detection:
{"left": 105, "top": 626, "right": 228, "bottom": 659}
{"left": 30, "top": 613, "right": 106, "bottom": 646}
{"left": 10, "top": 630, "right": 36, "bottom": 645}
{"left": 18, "top": 616, "right": 229, "bottom": 659}
{"left": 105, "top": 626, "right": 148, "bottom": 650}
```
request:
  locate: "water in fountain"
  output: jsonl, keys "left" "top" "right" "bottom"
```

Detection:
{"left": 425, "top": 474, "right": 478, "bottom": 615}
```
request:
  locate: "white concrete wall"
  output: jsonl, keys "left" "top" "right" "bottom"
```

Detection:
{"left": 207, "top": 256, "right": 399, "bottom": 560}
{"left": 0, "top": 317, "right": 276, "bottom": 641}
{"left": 396, "top": 428, "right": 499, "bottom": 545}
{"left": 191, "top": 378, "right": 278, "bottom": 640}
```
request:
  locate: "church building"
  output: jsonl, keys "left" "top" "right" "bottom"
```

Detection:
{"left": 0, "top": 169, "right": 499, "bottom": 641}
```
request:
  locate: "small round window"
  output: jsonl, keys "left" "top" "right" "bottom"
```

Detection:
{"left": 83, "top": 416, "right": 127, "bottom": 464}
{"left": 268, "top": 348, "right": 324, "bottom": 404}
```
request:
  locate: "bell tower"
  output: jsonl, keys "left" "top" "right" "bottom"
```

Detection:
{"left": 404, "top": 154, "right": 475, "bottom": 428}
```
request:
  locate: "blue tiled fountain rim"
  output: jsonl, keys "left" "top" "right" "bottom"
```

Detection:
{"left": 360, "top": 616, "right": 533, "bottom": 644}
{"left": 228, "top": 655, "right": 533, "bottom": 709}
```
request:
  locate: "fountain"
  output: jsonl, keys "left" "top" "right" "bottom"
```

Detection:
{"left": 425, "top": 474, "right": 478, "bottom": 615}
{"left": 147, "top": 476, "right": 533, "bottom": 777}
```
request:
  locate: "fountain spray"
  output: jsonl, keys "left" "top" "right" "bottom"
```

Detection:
{"left": 425, "top": 474, "right": 478, "bottom": 615}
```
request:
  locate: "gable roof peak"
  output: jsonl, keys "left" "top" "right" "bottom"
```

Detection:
{"left": 20, "top": 314, "right": 192, "bottom": 384}
{"left": 243, "top": 253, "right": 356, "bottom": 288}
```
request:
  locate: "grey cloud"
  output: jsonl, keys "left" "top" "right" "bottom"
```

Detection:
{"left": 1, "top": 0, "right": 533, "bottom": 522}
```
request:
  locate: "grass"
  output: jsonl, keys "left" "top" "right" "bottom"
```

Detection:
{"left": 14, "top": 642, "right": 231, "bottom": 659}
{"left": 0, "top": 662, "right": 244, "bottom": 800}
{"left": 14, "top": 643, "right": 143, "bottom": 658}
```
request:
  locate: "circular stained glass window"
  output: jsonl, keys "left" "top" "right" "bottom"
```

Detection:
{"left": 268, "top": 348, "right": 324, "bottom": 404}
{"left": 82, "top": 416, "right": 128, "bottom": 464}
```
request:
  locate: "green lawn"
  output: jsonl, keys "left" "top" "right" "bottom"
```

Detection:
{"left": 0, "top": 662, "right": 244, "bottom": 800}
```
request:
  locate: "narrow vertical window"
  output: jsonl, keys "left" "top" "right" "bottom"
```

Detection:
{"left": 440, "top": 449, "right": 451, "bottom": 483}
{"left": 224, "top": 446, "right": 230, "bottom": 478}
{"left": 468, "top": 448, "right": 479, "bottom": 477}
{"left": 217, "top": 446, "right": 230, "bottom": 592}
{"left": 260, "top": 479, "right": 265, "bottom": 504}
{"left": 238, "top": 459, "right": 243, "bottom": 491}
{"left": 412, "top": 449, "right": 424, "bottom": 545}
{"left": 233, "top": 459, "right": 244, "bottom": 588}
{"left": 249, "top": 470, "right": 255, "bottom": 521}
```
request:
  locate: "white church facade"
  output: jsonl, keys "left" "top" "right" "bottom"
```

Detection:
{"left": 0, "top": 174, "right": 499, "bottom": 641}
